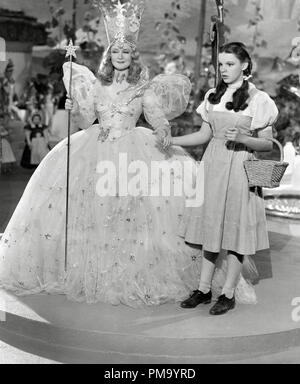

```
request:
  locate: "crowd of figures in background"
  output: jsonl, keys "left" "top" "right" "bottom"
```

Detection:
{"left": 0, "top": 58, "right": 66, "bottom": 174}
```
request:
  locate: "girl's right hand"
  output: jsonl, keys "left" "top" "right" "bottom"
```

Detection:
{"left": 65, "top": 97, "right": 74, "bottom": 110}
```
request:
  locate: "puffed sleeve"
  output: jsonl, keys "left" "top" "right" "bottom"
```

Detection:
{"left": 148, "top": 74, "right": 192, "bottom": 120}
{"left": 63, "top": 62, "right": 97, "bottom": 130}
{"left": 196, "top": 89, "right": 215, "bottom": 123}
{"left": 249, "top": 91, "right": 279, "bottom": 132}
{"left": 142, "top": 88, "right": 171, "bottom": 136}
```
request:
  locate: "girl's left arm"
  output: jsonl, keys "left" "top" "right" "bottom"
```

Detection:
{"left": 230, "top": 90, "right": 279, "bottom": 152}
{"left": 225, "top": 126, "right": 273, "bottom": 152}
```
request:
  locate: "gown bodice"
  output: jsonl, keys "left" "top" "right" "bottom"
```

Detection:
{"left": 94, "top": 87, "right": 144, "bottom": 141}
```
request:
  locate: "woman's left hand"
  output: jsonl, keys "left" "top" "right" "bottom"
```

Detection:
{"left": 154, "top": 130, "right": 172, "bottom": 149}
{"left": 225, "top": 127, "right": 244, "bottom": 143}
{"left": 162, "top": 133, "right": 172, "bottom": 149}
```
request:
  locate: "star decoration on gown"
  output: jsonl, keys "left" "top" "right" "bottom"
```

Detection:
{"left": 64, "top": 40, "right": 79, "bottom": 59}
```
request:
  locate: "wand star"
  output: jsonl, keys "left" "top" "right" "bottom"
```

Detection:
{"left": 64, "top": 40, "right": 79, "bottom": 59}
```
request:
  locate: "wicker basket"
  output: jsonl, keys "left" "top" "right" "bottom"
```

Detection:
{"left": 244, "top": 138, "right": 289, "bottom": 188}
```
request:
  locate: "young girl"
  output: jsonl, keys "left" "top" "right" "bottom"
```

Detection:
{"left": 163, "top": 42, "right": 279, "bottom": 315}
{"left": 0, "top": 114, "right": 16, "bottom": 174}
{"left": 21, "top": 113, "right": 50, "bottom": 169}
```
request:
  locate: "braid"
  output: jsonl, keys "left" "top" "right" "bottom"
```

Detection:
{"left": 226, "top": 80, "right": 250, "bottom": 112}
{"left": 208, "top": 80, "right": 228, "bottom": 105}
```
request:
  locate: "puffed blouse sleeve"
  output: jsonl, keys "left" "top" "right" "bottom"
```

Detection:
{"left": 249, "top": 91, "right": 279, "bottom": 136}
{"left": 63, "top": 62, "right": 97, "bottom": 130}
{"left": 142, "top": 88, "right": 171, "bottom": 135}
{"left": 196, "top": 89, "right": 215, "bottom": 123}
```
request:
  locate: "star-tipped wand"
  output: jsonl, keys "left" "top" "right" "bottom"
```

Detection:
{"left": 63, "top": 39, "right": 79, "bottom": 273}
{"left": 64, "top": 40, "right": 79, "bottom": 59}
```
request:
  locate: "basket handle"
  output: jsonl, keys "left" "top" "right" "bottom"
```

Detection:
{"left": 265, "top": 138, "right": 284, "bottom": 163}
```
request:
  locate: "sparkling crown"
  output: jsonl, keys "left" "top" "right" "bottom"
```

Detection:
{"left": 94, "top": 0, "right": 145, "bottom": 47}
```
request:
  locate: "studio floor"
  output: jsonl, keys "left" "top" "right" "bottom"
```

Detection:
{"left": 0, "top": 167, "right": 300, "bottom": 364}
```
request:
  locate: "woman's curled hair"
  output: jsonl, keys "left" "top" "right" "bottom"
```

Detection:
{"left": 208, "top": 42, "right": 253, "bottom": 112}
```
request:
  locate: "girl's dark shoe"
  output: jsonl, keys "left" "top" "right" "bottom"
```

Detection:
{"left": 181, "top": 290, "right": 212, "bottom": 308}
{"left": 209, "top": 294, "right": 235, "bottom": 316}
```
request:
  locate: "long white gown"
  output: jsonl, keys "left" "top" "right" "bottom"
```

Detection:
{"left": 0, "top": 63, "right": 257, "bottom": 307}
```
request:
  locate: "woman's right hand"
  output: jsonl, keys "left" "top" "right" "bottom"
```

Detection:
{"left": 65, "top": 97, "right": 74, "bottom": 111}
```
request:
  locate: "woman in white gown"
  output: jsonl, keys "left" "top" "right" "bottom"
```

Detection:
{"left": 0, "top": 0, "right": 256, "bottom": 307}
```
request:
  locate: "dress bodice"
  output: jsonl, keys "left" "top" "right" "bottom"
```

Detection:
{"left": 94, "top": 85, "right": 143, "bottom": 141}
{"left": 208, "top": 111, "right": 253, "bottom": 140}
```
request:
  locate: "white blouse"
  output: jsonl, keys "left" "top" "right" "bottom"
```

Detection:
{"left": 197, "top": 82, "right": 279, "bottom": 131}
